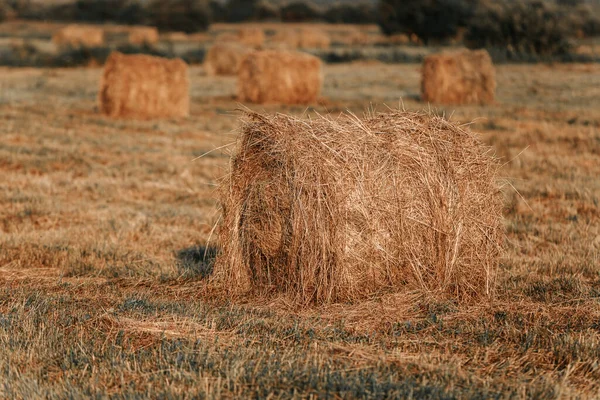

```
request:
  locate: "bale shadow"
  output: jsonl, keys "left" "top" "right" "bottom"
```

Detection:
{"left": 176, "top": 245, "right": 218, "bottom": 279}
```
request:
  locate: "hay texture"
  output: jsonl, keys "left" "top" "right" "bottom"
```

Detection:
{"left": 271, "top": 28, "right": 330, "bottom": 49}
{"left": 52, "top": 24, "right": 104, "bottom": 48}
{"left": 237, "top": 50, "right": 322, "bottom": 104}
{"left": 238, "top": 28, "right": 266, "bottom": 48}
{"left": 128, "top": 27, "right": 159, "bottom": 45}
{"left": 214, "top": 110, "right": 504, "bottom": 304}
{"left": 98, "top": 52, "right": 189, "bottom": 119}
{"left": 205, "top": 42, "right": 252, "bottom": 76}
{"left": 422, "top": 49, "right": 496, "bottom": 105}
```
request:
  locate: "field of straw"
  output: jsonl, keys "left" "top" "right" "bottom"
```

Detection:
{"left": 0, "top": 29, "right": 599, "bottom": 398}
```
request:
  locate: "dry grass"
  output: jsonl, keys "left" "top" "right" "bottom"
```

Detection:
{"left": 98, "top": 51, "right": 189, "bottom": 119}
{"left": 237, "top": 49, "right": 322, "bottom": 104}
{"left": 214, "top": 110, "right": 503, "bottom": 304}
{"left": 128, "top": 26, "right": 159, "bottom": 46}
{"left": 0, "top": 60, "right": 599, "bottom": 398}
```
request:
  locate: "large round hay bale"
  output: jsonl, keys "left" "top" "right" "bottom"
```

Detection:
{"left": 52, "top": 24, "right": 104, "bottom": 48}
{"left": 213, "top": 111, "right": 504, "bottom": 304}
{"left": 422, "top": 49, "right": 496, "bottom": 105}
{"left": 128, "top": 26, "right": 159, "bottom": 46}
{"left": 237, "top": 50, "right": 322, "bottom": 104}
{"left": 204, "top": 42, "right": 252, "bottom": 76}
{"left": 98, "top": 52, "right": 189, "bottom": 119}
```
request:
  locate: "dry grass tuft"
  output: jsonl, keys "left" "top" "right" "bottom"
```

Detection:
{"left": 98, "top": 51, "right": 189, "bottom": 119}
{"left": 52, "top": 24, "right": 104, "bottom": 48}
{"left": 237, "top": 49, "right": 322, "bottom": 104}
{"left": 204, "top": 42, "right": 252, "bottom": 76}
{"left": 213, "top": 110, "right": 505, "bottom": 304}
{"left": 128, "top": 26, "right": 159, "bottom": 46}
{"left": 422, "top": 49, "right": 496, "bottom": 105}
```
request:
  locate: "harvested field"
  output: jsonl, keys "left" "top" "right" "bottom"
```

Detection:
{"left": 52, "top": 24, "right": 104, "bottom": 48}
{"left": 0, "top": 55, "right": 599, "bottom": 399}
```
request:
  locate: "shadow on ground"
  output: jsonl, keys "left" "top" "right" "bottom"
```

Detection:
{"left": 176, "top": 245, "right": 218, "bottom": 279}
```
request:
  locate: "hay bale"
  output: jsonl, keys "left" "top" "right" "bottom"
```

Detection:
{"left": 422, "top": 49, "right": 496, "bottom": 105}
{"left": 128, "top": 27, "right": 159, "bottom": 46}
{"left": 271, "top": 27, "right": 330, "bottom": 49}
{"left": 204, "top": 42, "right": 252, "bottom": 76}
{"left": 98, "top": 52, "right": 189, "bottom": 119}
{"left": 213, "top": 110, "right": 504, "bottom": 304}
{"left": 238, "top": 27, "right": 265, "bottom": 48}
{"left": 52, "top": 24, "right": 104, "bottom": 48}
{"left": 237, "top": 50, "right": 322, "bottom": 104}
{"left": 165, "top": 32, "right": 189, "bottom": 42}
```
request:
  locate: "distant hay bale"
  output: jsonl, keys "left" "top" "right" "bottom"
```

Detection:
{"left": 165, "top": 32, "right": 189, "bottom": 42}
{"left": 52, "top": 24, "right": 104, "bottom": 48}
{"left": 214, "top": 111, "right": 504, "bottom": 303}
{"left": 128, "top": 27, "right": 159, "bottom": 45}
{"left": 422, "top": 49, "right": 496, "bottom": 105}
{"left": 215, "top": 32, "right": 239, "bottom": 44}
{"left": 98, "top": 52, "right": 189, "bottom": 119}
{"left": 213, "top": 110, "right": 504, "bottom": 304}
{"left": 238, "top": 28, "right": 265, "bottom": 48}
{"left": 271, "top": 27, "right": 330, "bottom": 49}
{"left": 204, "top": 42, "right": 252, "bottom": 76}
{"left": 237, "top": 50, "right": 322, "bottom": 104}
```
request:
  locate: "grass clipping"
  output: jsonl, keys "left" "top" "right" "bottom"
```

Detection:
{"left": 98, "top": 52, "right": 189, "bottom": 119}
{"left": 213, "top": 110, "right": 504, "bottom": 305}
{"left": 422, "top": 49, "right": 496, "bottom": 105}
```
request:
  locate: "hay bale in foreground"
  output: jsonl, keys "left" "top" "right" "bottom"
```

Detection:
{"left": 98, "top": 52, "right": 189, "bottom": 119}
{"left": 237, "top": 50, "right": 322, "bottom": 104}
{"left": 422, "top": 49, "right": 496, "bottom": 105}
{"left": 204, "top": 42, "right": 252, "bottom": 76}
{"left": 128, "top": 27, "right": 159, "bottom": 45}
{"left": 52, "top": 24, "right": 104, "bottom": 48}
{"left": 213, "top": 111, "right": 504, "bottom": 304}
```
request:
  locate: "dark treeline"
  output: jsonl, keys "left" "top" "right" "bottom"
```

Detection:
{"left": 1, "top": 0, "right": 599, "bottom": 56}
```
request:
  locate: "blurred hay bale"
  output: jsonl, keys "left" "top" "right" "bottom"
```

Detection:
{"left": 213, "top": 110, "right": 504, "bottom": 304}
{"left": 98, "top": 51, "right": 189, "bottom": 119}
{"left": 216, "top": 28, "right": 266, "bottom": 48}
{"left": 164, "top": 32, "right": 189, "bottom": 42}
{"left": 204, "top": 42, "right": 252, "bottom": 76}
{"left": 128, "top": 27, "right": 159, "bottom": 45}
{"left": 237, "top": 49, "right": 322, "bottom": 104}
{"left": 271, "top": 27, "right": 330, "bottom": 49}
{"left": 422, "top": 49, "right": 496, "bottom": 105}
{"left": 52, "top": 24, "right": 104, "bottom": 48}
{"left": 237, "top": 27, "right": 265, "bottom": 48}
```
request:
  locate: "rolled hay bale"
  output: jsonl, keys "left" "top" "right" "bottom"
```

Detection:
{"left": 52, "top": 24, "right": 104, "bottom": 48}
{"left": 128, "top": 26, "right": 159, "bottom": 46}
{"left": 205, "top": 42, "right": 252, "bottom": 76}
{"left": 237, "top": 27, "right": 266, "bottom": 48}
{"left": 213, "top": 110, "right": 504, "bottom": 304}
{"left": 422, "top": 49, "right": 496, "bottom": 105}
{"left": 98, "top": 52, "right": 189, "bottom": 119}
{"left": 271, "top": 27, "right": 330, "bottom": 49}
{"left": 237, "top": 50, "right": 322, "bottom": 104}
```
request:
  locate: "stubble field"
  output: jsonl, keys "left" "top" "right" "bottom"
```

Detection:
{"left": 1, "top": 60, "right": 599, "bottom": 398}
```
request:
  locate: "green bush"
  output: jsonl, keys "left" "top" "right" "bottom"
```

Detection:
{"left": 146, "top": 0, "right": 211, "bottom": 33}
{"left": 465, "top": 1, "right": 572, "bottom": 56}
{"left": 224, "top": 0, "right": 259, "bottom": 22}
{"left": 378, "top": 0, "right": 474, "bottom": 43}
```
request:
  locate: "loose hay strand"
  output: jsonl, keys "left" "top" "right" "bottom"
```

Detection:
{"left": 213, "top": 110, "right": 504, "bottom": 305}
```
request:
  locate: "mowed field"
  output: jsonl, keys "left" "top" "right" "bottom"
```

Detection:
{"left": 1, "top": 60, "right": 599, "bottom": 398}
